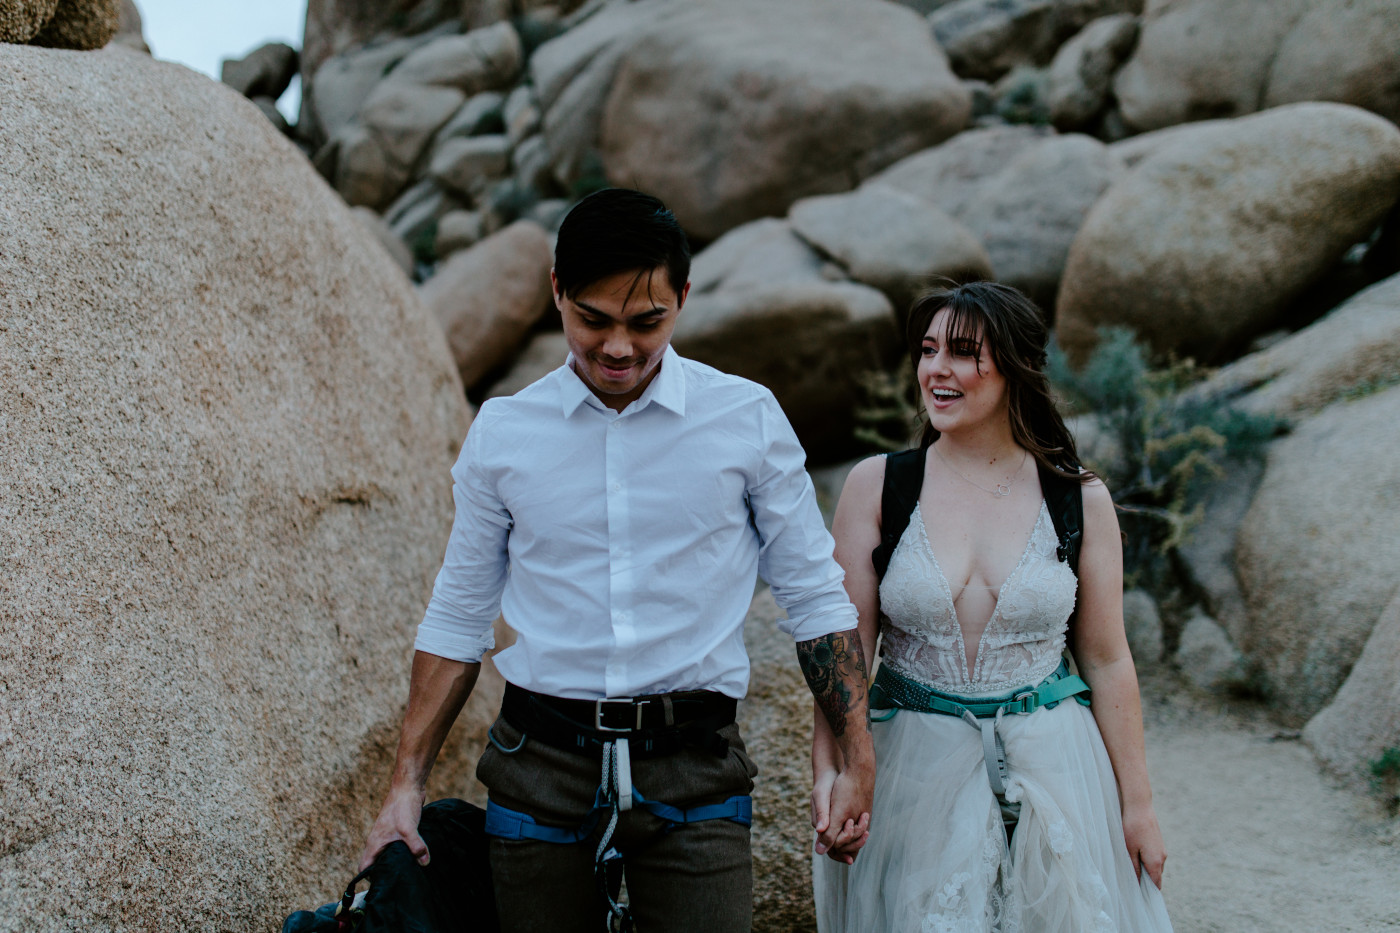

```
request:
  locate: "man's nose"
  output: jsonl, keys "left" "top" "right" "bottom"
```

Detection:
{"left": 601, "top": 329, "right": 634, "bottom": 360}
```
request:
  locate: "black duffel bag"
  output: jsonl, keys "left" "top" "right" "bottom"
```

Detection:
{"left": 282, "top": 798, "right": 498, "bottom": 933}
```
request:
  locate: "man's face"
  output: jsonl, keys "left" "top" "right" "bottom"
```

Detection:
{"left": 555, "top": 266, "right": 689, "bottom": 412}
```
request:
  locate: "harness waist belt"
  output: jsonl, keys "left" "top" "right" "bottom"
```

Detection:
{"left": 869, "top": 659, "right": 1090, "bottom": 720}
{"left": 501, "top": 683, "right": 738, "bottom": 759}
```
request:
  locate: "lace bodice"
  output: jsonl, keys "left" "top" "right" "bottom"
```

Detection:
{"left": 879, "top": 500, "right": 1077, "bottom": 696}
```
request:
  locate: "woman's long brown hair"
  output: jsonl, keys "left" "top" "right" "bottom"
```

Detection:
{"left": 907, "top": 280, "right": 1090, "bottom": 482}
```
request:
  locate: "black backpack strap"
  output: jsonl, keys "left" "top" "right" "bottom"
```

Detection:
{"left": 1036, "top": 460, "right": 1084, "bottom": 577}
{"left": 872, "top": 448, "right": 927, "bottom": 582}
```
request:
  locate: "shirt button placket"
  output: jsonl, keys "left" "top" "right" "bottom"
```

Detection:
{"left": 604, "top": 414, "right": 635, "bottom": 696}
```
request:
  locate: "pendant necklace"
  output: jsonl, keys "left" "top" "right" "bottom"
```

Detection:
{"left": 933, "top": 444, "right": 1027, "bottom": 499}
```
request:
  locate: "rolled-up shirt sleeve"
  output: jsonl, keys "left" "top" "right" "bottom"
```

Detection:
{"left": 748, "top": 392, "right": 859, "bottom": 643}
{"left": 414, "top": 413, "right": 511, "bottom": 663}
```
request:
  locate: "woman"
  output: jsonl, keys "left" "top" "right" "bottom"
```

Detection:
{"left": 812, "top": 281, "right": 1171, "bottom": 931}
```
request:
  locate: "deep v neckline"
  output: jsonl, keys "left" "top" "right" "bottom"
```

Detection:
{"left": 912, "top": 499, "right": 1046, "bottom": 684}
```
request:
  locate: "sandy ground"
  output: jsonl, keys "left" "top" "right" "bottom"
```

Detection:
{"left": 1140, "top": 670, "right": 1400, "bottom": 932}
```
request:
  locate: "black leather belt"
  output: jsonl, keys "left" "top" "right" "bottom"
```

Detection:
{"left": 500, "top": 683, "right": 738, "bottom": 759}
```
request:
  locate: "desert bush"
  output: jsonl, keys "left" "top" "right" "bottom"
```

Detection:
{"left": 1048, "top": 327, "right": 1280, "bottom": 588}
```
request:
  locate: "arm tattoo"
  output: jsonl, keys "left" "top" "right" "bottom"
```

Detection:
{"left": 796, "top": 630, "right": 870, "bottom": 739}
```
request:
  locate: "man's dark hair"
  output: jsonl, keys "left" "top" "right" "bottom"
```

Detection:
{"left": 553, "top": 188, "right": 691, "bottom": 301}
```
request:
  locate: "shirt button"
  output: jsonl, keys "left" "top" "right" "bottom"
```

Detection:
{"left": 610, "top": 421, "right": 620, "bottom": 429}
{"left": 611, "top": 482, "right": 621, "bottom": 492}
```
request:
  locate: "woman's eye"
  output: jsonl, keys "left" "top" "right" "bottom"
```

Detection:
{"left": 921, "top": 345, "right": 936, "bottom": 355}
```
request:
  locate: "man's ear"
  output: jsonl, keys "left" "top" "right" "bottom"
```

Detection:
{"left": 549, "top": 267, "right": 564, "bottom": 310}
{"left": 676, "top": 280, "right": 691, "bottom": 312}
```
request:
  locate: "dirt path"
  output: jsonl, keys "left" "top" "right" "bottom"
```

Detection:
{"left": 1141, "top": 672, "right": 1400, "bottom": 931}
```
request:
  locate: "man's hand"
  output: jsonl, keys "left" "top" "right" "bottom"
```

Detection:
{"left": 811, "top": 758, "right": 873, "bottom": 864}
{"left": 798, "top": 629, "right": 874, "bottom": 863}
{"left": 358, "top": 654, "right": 480, "bottom": 872}
{"left": 359, "top": 786, "right": 430, "bottom": 872}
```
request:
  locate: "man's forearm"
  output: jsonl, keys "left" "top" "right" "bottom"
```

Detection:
{"left": 388, "top": 651, "right": 481, "bottom": 793}
{"left": 796, "top": 629, "right": 871, "bottom": 753}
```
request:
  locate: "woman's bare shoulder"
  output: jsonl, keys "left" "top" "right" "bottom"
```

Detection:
{"left": 836, "top": 455, "right": 887, "bottom": 522}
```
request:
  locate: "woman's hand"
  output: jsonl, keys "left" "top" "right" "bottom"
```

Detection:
{"left": 1122, "top": 801, "right": 1166, "bottom": 889}
{"left": 810, "top": 765, "right": 870, "bottom": 864}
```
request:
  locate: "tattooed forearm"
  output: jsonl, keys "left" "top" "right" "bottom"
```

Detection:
{"left": 796, "top": 629, "right": 870, "bottom": 739}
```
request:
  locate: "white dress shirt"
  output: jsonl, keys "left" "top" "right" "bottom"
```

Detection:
{"left": 414, "top": 346, "right": 858, "bottom": 699}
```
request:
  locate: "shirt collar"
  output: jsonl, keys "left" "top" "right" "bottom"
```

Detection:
{"left": 557, "top": 345, "right": 687, "bottom": 418}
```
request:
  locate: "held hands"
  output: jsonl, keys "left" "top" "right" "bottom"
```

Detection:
{"left": 359, "top": 786, "right": 430, "bottom": 872}
{"left": 811, "top": 760, "right": 874, "bottom": 865}
{"left": 1121, "top": 801, "right": 1166, "bottom": 889}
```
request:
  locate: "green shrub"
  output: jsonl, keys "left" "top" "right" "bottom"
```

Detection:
{"left": 1048, "top": 327, "right": 1281, "bottom": 587}
{"left": 995, "top": 67, "right": 1051, "bottom": 126}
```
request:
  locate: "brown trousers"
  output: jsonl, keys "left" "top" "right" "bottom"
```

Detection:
{"left": 477, "top": 713, "right": 757, "bottom": 933}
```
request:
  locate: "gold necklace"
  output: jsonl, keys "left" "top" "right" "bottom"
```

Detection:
{"left": 933, "top": 444, "right": 1027, "bottom": 499}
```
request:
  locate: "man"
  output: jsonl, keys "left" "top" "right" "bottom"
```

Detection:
{"left": 361, "top": 188, "right": 874, "bottom": 932}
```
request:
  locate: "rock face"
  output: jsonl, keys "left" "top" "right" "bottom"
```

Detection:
{"left": 788, "top": 186, "right": 994, "bottom": 316}
{"left": 27, "top": 0, "right": 119, "bottom": 49}
{"left": 0, "top": 45, "right": 490, "bottom": 929}
{"left": 1056, "top": 103, "right": 1400, "bottom": 365}
{"left": 1234, "top": 386, "right": 1400, "bottom": 723}
{"left": 1047, "top": 13, "right": 1140, "bottom": 131}
{"left": 221, "top": 41, "right": 299, "bottom": 100}
{"left": 0, "top": 0, "right": 61, "bottom": 44}
{"left": 930, "top": 0, "right": 1143, "bottom": 82}
{"left": 1304, "top": 591, "right": 1400, "bottom": 790}
{"left": 1113, "top": 0, "right": 1310, "bottom": 132}
{"left": 301, "top": 0, "right": 506, "bottom": 91}
{"left": 598, "top": 0, "right": 971, "bottom": 240}
{"left": 1196, "top": 271, "right": 1400, "bottom": 420}
{"left": 1114, "top": 0, "right": 1400, "bottom": 132}
{"left": 418, "top": 219, "right": 555, "bottom": 393}
{"left": 1264, "top": 0, "right": 1400, "bottom": 126}
{"left": 869, "top": 126, "right": 1121, "bottom": 312}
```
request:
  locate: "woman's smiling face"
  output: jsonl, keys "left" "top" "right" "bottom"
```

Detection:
{"left": 917, "top": 307, "right": 1009, "bottom": 435}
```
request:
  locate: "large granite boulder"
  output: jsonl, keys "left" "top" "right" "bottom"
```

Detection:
{"left": 418, "top": 219, "right": 555, "bottom": 393}
{"left": 1056, "top": 103, "right": 1400, "bottom": 365}
{"left": 1046, "top": 13, "right": 1140, "bottom": 131}
{"left": 0, "top": 46, "right": 494, "bottom": 929}
{"left": 1304, "top": 591, "right": 1400, "bottom": 791}
{"left": 929, "top": 0, "right": 1143, "bottom": 82}
{"left": 788, "top": 186, "right": 994, "bottom": 316}
{"left": 869, "top": 126, "right": 1121, "bottom": 312}
{"left": 1264, "top": 0, "right": 1400, "bottom": 125}
{"left": 1114, "top": 0, "right": 1400, "bottom": 133}
{"left": 1195, "top": 272, "right": 1400, "bottom": 420}
{"left": 23, "top": 0, "right": 119, "bottom": 49}
{"left": 1234, "top": 386, "right": 1400, "bottom": 724}
{"left": 220, "top": 41, "right": 299, "bottom": 100}
{"left": 597, "top": 0, "right": 971, "bottom": 240}
{"left": 1, "top": 0, "right": 61, "bottom": 43}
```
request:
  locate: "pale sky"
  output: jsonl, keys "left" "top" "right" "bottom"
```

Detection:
{"left": 136, "top": 0, "right": 308, "bottom": 119}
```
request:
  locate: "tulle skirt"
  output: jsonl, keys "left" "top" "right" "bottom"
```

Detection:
{"left": 813, "top": 700, "right": 1172, "bottom": 932}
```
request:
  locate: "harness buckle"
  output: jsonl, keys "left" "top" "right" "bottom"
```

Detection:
{"left": 595, "top": 697, "right": 646, "bottom": 732}
{"left": 1012, "top": 691, "right": 1037, "bottom": 714}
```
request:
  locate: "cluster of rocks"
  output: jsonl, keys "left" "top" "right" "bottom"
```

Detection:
{"left": 224, "top": 0, "right": 1400, "bottom": 465}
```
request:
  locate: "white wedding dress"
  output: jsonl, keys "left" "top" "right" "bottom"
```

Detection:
{"left": 814, "top": 501, "right": 1173, "bottom": 932}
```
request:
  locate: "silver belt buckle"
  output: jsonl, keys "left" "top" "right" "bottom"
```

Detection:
{"left": 595, "top": 697, "right": 646, "bottom": 732}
